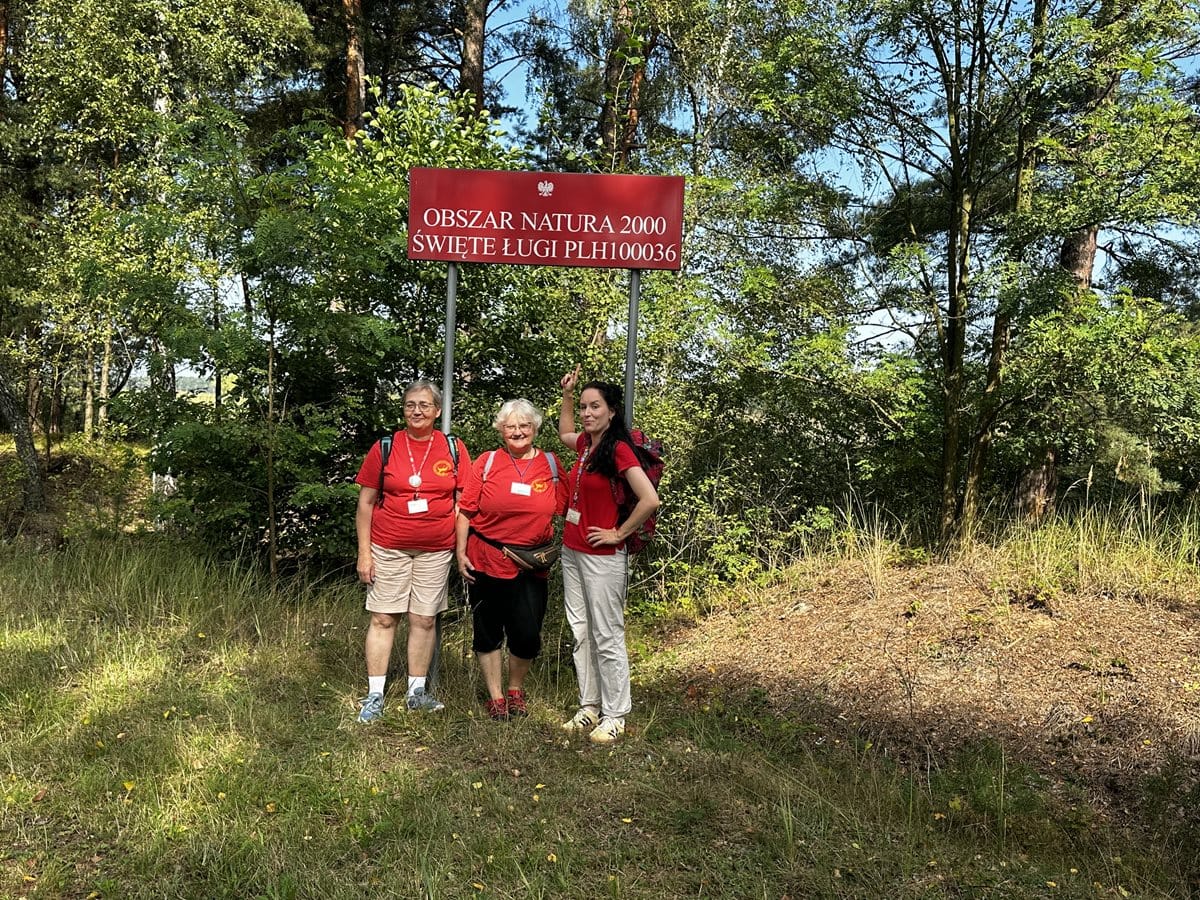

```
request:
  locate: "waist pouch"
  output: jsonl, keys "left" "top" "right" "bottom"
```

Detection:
{"left": 470, "top": 528, "right": 560, "bottom": 572}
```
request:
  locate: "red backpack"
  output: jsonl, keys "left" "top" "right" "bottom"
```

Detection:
{"left": 610, "top": 429, "right": 665, "bottom": 554}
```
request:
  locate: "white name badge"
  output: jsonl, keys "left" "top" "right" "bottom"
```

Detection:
{"left": 407, "top": 498, "right": 429, "bottom": 515}
{"left": 566, "top": 508, "right": 581, "bottom": 525}
{"left": 510, "top": 482, "right": 532, "bottom": 496}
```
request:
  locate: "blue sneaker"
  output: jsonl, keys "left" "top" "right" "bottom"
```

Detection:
{"left": 357, "top": 691, "right": 385, "bottom": 723}
{"left": 406, "top": 686, "right": 445, "bottom": 712}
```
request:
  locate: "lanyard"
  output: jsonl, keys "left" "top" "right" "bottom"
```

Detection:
{"left": 569, "top": 443, "right": 592, "bottom": 510}
{"left": 405, "top": 431, "right": 436, "bottom": 497}
{"left": 508, "top": 449, "right": 538, "bottom": 482}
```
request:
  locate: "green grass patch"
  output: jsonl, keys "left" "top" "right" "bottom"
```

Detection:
{"left": 967, "top": 502, "right": 1200, "bottom": 607}
{"left": 0, "top": 537, "right": 1191, "bottom": 898}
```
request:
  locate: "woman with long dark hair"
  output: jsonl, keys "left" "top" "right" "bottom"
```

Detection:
{"left": 557, "top": 367, "right": 660, "bottom": 743}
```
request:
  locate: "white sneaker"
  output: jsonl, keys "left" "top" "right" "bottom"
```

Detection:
{"left": 588, "top": 716, "right": 625, "bottom": 744}
{"left": 561, "top": 706, "right": 600, "bottom": 733}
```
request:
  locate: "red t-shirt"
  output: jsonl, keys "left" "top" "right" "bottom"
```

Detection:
{"left": 355, "top": 431, "right": 470, "bottom": 551}
{"left": 563, "top": 434, "right": 640, "bottom": 555}
{"left": 459, "top": 449, "right": 569, "bottom": 579}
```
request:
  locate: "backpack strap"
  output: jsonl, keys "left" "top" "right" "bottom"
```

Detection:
{"left": 481, "top": 449, "right": 499, "bottom": 482}
{"left": 482, "top": 449, "right": 558, "bottom": 483}
{"left": 376, "top": 433, "right": 394, "bottom": 506}
{"left": 444, "top": 431, "right": 459, "bottom": 474}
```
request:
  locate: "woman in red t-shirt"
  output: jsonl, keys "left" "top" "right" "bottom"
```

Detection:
{"left": 353, "top": 379, "right": 470, "bottom": 723}
{"left": 556, "top": 368, "right": 660, "bottom": 744}
{"left": 455, "top": 399, "right": 569, "bottom": 720}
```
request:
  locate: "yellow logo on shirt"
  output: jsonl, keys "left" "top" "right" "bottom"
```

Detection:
{"left": 532, "top": 479, "right": 549, "bottom": 493}
{"left": 433, "top": 460, "right": 453, "bottom": 477}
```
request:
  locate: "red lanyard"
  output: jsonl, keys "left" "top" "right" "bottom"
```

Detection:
{"left": 569, "top": 443, "right": 592, "bottom": 510}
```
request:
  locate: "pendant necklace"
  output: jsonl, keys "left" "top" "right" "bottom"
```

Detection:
{"left": 405, "top": 431, "right": 435, "bottom": 493}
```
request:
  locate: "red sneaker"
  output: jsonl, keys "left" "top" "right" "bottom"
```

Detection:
{"left": 505, "top": 689, "right": 528, "bottom": 718}
{"left": 485, "top": 698, "right": 508, "bottom": 721}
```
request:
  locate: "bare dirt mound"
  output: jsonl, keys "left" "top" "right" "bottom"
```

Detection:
{"left": 662, "top": 560, "right": 1200, "bottom": 811}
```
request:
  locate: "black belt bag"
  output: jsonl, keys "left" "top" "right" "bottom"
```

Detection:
{"left": 470, "top": 528, "right": 560, "bottom": 572}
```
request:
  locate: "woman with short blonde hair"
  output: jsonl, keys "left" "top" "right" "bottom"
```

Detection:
{"left": 456, "top": 398, "right": 567, "bottom": 720}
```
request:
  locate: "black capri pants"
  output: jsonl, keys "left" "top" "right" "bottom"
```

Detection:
{"left": 469, "top": 570, "right": 549, "bottom": 660}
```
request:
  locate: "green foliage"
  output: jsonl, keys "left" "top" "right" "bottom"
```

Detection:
{"left": 136, "top": 85, "right": 598, "bottom": 564}
{"left": 55, "top": 436, "right": 147, "bottom": 539}
{"left": 998, "top": 292, "right": 1200, "bottom": 497}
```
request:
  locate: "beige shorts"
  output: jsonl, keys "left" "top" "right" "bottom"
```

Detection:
{"left": 365, "top": 545, "right": 453, "bottom": 616}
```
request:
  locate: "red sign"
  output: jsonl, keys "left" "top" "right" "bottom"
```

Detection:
{"left": 407, "top": 168, "right": 684, "bottom": 270}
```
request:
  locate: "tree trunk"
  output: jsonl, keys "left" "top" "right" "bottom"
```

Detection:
{"left": 1058, "top": 226, "right": 1098, "bottom": 288}
{"left": 619, "top": 32, "right": 657, "bottom": 169}
{"left": 0, "top": 361, "right": 45, "bottom": 514}
{"left": 98, "top": 328, "right": 112, "bottom": 428}
{"left": 961, "top": 0, "right": 1047, "bottom": 530}
{"left": 212, "top": 302, "right": 222, "bottom": 422}
{"left": 40, "top": 361, "right": 54, "bottom": 464}
{"left": 0, "top": 2, "right": 9, "bottom": 96}
{"left": 937, "top": 64, "right": 973, "bottom": 543}
{"left": 266, "top": 313, "right": 278, "bottom": 579}
{"left": 938, "top": 189, "right": 971, "bottom": 542}
{"left": 49, "top": 363, "right": 64, "bottom": 437}
{"left": 83, "top": 340, "right": 95, "bottom": 439}
{"left": 460, "top": 0, "right": 486, "bottom": 116}
{"left": 600, "top": 0, "right": 635, "bottom": 168}
{"left": 342, "top": 0, "right": 366, "bottom": 139}
{"left": 25, "top": 360, "right": 37, "bottom": 424}
{"left": 1017, "top": 446, "right": 1057, "bottom": 521}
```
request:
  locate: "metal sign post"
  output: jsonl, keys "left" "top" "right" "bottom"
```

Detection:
{"left": 429, "top": 260, "right": 457, "bottom": 692}
{"left": 441, "top": 262, "right": 458, "bottom": 435}
{"left": 625, "top": 269, "right": 640, "bottom": 429}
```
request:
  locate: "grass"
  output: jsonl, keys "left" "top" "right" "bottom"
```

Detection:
{"left": 964, "top": 501, "right": 1200, "bottom": 607}
{"left": 825, "top": 492, "right": 1200, "bottom": 610}
{"left": 0, "top": 536, "right": 1195, "bottom": 898}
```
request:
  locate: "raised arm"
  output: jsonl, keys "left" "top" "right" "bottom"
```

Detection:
{"left": 558, "top": 365, "right": 581, "bottom": 449}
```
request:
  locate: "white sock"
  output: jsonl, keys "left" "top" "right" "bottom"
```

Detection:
{"left": 407, "top": 675, "right": 426, "bottom": 696}
{"left": 368, "top": 676, "right": 385, "bottom": 695}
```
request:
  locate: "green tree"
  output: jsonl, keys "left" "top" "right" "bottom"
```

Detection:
{"left": 813, "top": 0, "right": 1200, "bottom": 536}
{"left": 0, "top": 0, "right": 310, "bottom": 522}
{"left": 145, "top": 86, "right": 595, "bottom": 568}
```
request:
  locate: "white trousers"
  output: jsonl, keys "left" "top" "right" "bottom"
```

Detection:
{"left": 561, "top": 546, "right": 631, "bottom": 719}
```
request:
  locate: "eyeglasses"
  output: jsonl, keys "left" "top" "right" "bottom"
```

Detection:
{"left": 502, "top": 423, "right": 534, "bottom": 433}
{"left": 404, "top": 401, "right": 436, "bottom": 412}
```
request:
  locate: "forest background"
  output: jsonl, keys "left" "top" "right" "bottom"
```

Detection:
{"left": 2, "top": 0, "right": 1200, "bottom": 571}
